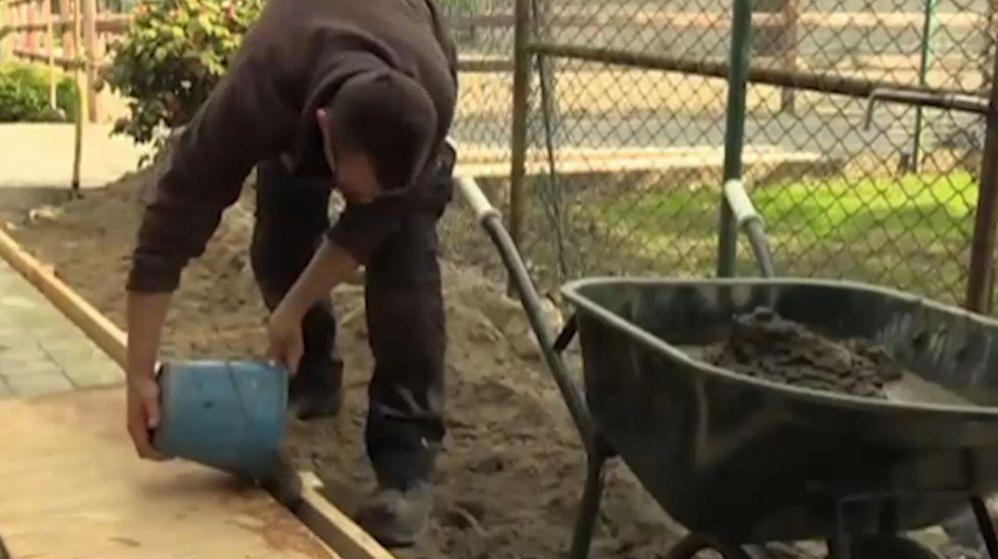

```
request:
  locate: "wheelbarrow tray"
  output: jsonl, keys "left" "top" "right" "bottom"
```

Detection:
{"left": 561, "top": 277, "right": 998, "bottom": 544}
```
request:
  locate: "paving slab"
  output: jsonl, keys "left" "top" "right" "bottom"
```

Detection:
{"left": 0, "top": 256, "right": 122, "bottom": 398}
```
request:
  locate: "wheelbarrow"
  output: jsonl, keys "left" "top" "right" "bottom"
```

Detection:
{"left": 454, "top": 174, "right": 998, "bottom": 559}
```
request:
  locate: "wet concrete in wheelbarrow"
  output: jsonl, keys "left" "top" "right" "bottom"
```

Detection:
{"left": 707, "top": 307, "right": 905, "bottom": 399}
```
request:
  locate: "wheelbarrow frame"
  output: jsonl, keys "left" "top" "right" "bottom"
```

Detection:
{"left": 453, "top": 174, "right": 998, "bottom": 559}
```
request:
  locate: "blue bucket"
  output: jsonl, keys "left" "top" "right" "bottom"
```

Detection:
{"left": 151, "top": 360, "right": 289, "bottom": 481}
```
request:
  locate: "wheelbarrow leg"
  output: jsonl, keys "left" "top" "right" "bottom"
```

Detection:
{"left": 569, "top": 440, "right": 611, "bottom": 559}
{"left": 971, "top": 496, "right": 998, "bottom": 559}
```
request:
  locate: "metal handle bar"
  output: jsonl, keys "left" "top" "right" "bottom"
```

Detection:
{"left": 454, "top": 175, "right": 500, "bottom": 223}
{"left": 723, "top": 179, "right": 776, "bottom": 279}
{"left": 865, "top": 87, "right": 989, "bottom": 131}
{"left": 453, "top": 175, "right": 596, "bottom": 451}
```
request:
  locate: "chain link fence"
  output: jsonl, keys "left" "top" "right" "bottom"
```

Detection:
{"left": 439, "top": 0, "right": 998, "bottom": 311}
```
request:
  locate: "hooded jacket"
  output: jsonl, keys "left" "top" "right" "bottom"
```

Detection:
{"left": 127, "top": 0, "right": 458, "bottom": 292}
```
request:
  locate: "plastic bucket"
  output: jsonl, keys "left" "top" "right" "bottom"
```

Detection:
{"left": 151, "top": 359, "right": 289, "bottom": 480}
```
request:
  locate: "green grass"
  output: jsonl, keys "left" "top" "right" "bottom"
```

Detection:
{"left": 570, "top": 170, "right": 979, "bottom": 304}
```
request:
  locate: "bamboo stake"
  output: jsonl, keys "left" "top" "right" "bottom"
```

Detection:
{"left": 71, "top": 0, "right": 84, "bottom": 197}
{"left": 44, "top": 0, "right": 55, "bottom": 109}
{"left": 81, "top": 0, "right": 96, "bottom": 121}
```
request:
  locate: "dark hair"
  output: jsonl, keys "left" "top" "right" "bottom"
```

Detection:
{"left": 325, "top": 70, "right": 438, "bottom": 191}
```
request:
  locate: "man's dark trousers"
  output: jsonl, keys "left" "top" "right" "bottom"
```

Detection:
{"left": 249, "top": 150, "right": 454, "bottom": 489}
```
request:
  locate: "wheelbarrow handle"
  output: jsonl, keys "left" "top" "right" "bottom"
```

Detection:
{"left": 454, "top": 175, "right": 501, "bottom": 223}
{"left": 453, "top": 174, "right": 597, "bottom": 451}
{"left": 723, "top": 179, "right": 762, "bottom": 230}
{"left": 723, "top": 179, "right": 776, "bottom": 279}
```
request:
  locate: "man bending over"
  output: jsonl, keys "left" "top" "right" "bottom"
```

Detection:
{"left": 124, "top": 0, "right": 458, "bottom": 546}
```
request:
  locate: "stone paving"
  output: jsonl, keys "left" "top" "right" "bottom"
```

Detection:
{"left": 0, "top": 257, "right": 122, "bottom": 399}
{"left": 0, "top": 122, "right": 132, "bottom": 399}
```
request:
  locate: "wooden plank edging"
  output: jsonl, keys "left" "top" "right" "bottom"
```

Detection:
{"left": 0, "top": 225, "right": 395, "bottom": 559}
{"left": 297, "top": 472, "right": 399, "bottom": 559}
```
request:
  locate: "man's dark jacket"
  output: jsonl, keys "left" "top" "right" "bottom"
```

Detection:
{"left": 128, "top": 0, "right": 458, "bottom": 292}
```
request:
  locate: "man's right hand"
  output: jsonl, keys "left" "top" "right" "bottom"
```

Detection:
{"left": 125, "top": 291, "right": 174, "bottom": 461}
{"left": 127, "top": 373, "right": 168, "bottom": 460}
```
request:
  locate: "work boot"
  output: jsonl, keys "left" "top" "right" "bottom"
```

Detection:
{"left": 289, "top": 351, "right": 344, "bottom": 420}
{"left": 287, "top": 302, "right": 344, "bottom": 420}
{"left": 288, "top": 378, "right": 343, "bottom": 420}
{"left": 354, "top": 482, "right": 433, "bottom": 548}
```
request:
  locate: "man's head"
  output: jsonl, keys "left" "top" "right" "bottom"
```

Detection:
{"left": 317, "top": 70, "right": 438, "bottom": 204}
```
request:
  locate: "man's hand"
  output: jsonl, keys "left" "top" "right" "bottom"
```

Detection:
{"left": 127, "top": 373, "right": 168, "bottom": 460}
{"left": 266, "top": 239, "right": 360, "bottom": 373}
{"left": 126, "top": 291, "right": 172, "bottom": 461}
{"left": 267, "top": 304, "right": 305, "bottom": 373}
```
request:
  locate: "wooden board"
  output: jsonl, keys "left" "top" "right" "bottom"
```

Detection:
{"left": 0, "top": 387, "right": 340, "bottom": 559}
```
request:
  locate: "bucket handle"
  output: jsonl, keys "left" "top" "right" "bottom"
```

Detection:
{"left": 454, "top": 175, "right": 596, "bottom": 451}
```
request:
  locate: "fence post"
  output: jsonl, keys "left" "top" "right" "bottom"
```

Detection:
{"left": 508, "top": 0, "right": 532, "bottom": 252}
{"left": 18, "top": 2, "right": 26, "bottom": 49}
{"left": 81, "top": 0, "right": 97, "bottom": 122}
{"left": 58, "top": 0, "right": 73, "bottom": 59}
{"left": 982, "top": 0, "right": 997, "bottom": 91}
{"left": 965, "top": 53, "right": 998, "bottom": 314}
{"left": 780, "top": 0, "right": 798, "bottom": 113}
{"left": 26, "top": 0, "right": 36, "bottom": 51}
{"left": 717, "top": 0, "right": 754, "bottom": 277}
{"left": 532, "top": 0, "right": 569, "bottom": 279}
{"left": 6, "top": 0, "right": 18, "bottom": 57}
{"left": 0, "top": 0, "right": 10, "bottom": 58}
{"left": 909, "top": 0, "right": 937, "bottom": 174}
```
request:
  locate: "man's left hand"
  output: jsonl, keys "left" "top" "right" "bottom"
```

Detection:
{"left": 265, "top": 238, "right": 360, "bottom": 374}
{"left": 267, "top": 304, "right": 304, "bottom": 374}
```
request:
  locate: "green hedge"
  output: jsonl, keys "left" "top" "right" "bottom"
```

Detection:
{"left": 0, "top": 62, "right": 79, "bottom": 123}
{"left": 103, "top": 0, "right": 262, "bottom": 148}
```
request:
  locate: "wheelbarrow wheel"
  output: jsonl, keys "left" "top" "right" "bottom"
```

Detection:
{"left": 667, "top": 533, "right": 753, "bottom": 559}
{"left": 828, "top": 534, "right": 941, "bottom": 559}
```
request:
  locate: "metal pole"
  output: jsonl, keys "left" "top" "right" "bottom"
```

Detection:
{"left": 965, "top": 51, "right": 998, "bottom": 314}
{"left": 717, "top": 0, "right": 754, "bottom": 277}
{"left": 508, "top": 0, "right": 531, "bottom": 252}
{"left": 532, "top": 0, "right": 569, "bottom": 280}
{"left": 527, "top": 42, "right": 971, "bottom": 104}
{"left": 780, "top": 0, "right": 798, "bottom": 113}
{"left": 911, "top": 0, "right": 937, "bottom": 174}
{"left": 983, "top": 0, "right": 998, "bottom": 93}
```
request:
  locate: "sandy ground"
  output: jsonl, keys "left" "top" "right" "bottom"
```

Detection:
{"left": 4, "top": 167, "right": 680, "bottom": 558}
